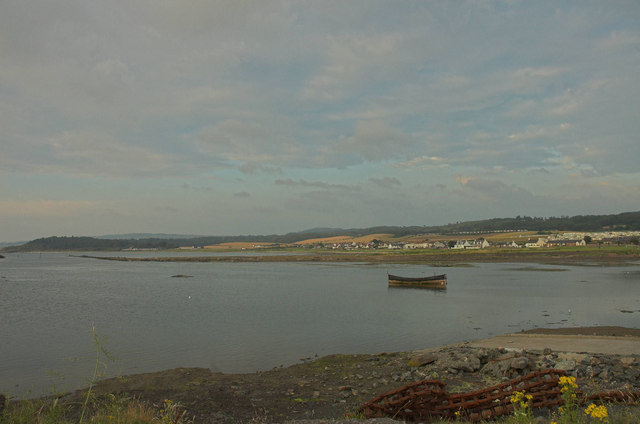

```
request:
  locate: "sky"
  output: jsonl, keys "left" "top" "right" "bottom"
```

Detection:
{"left": 1, "top": 1, "right": 639, "bottom": 241}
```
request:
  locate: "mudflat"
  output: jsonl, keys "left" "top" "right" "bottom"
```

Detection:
{"left": 79, "top": 248, "right": 640, "bottom": 265}
{"left": 466, "top": 326, "right": 640, "bottom": 355}
{"left": 524, "top": 325, "right": 640, "bottom": 337}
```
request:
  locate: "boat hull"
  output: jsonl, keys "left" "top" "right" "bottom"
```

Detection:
{"left": 387, "top": 273, "right": 447, "bottom": 288}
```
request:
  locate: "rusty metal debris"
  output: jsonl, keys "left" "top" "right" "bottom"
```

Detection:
{"left": 584, "top": 390, "right": 640, "bottom": 404}
{"left": 359, "top": 369, "right": 640, "bottom": 422}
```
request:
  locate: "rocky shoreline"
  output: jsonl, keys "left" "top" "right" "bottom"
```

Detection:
{"left": 49, "top": 328, "right": 639, "bottom": 423}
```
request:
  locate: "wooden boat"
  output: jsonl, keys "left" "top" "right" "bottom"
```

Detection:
{"left": 388, "top": 273, "right": 447, "bottom": 288}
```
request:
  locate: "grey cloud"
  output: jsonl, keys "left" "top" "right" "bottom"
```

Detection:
{"left": 42, "top": 131, "right": 178, "bottom": 178}
{"left": 1, "top": 1, "right": 638, "bottom": 242}
{"left": 334, "top": 120, "right": 416, "bottom": 162}
{"left": 454, "top": 174, "right": 537, "bottom": 204}
{"left": 274, "top": 179, "right": 359, "bottom": 191}
{"left": 196, "top": 119, "right": 302, "bottom": 164}
{"left": 2, "top": 1, "right": 637, "bottom": 179}
{"left": 527, "top": 168, "right": 550, "bottom": 175}
{"left": 239, "top": 163, "right": 283, "bottom": 175}
{"left": 369, "top": 177, "right": 401, "bottom": 189}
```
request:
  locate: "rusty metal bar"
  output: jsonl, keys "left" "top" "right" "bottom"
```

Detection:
{"left": 359, "top": 369, "right": 640, "bottom": 423}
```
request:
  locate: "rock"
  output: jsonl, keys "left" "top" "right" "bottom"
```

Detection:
{"left": 543, "top": 347, "right": 552, "bottom": 355}
{"left": 337, "top": 385, "right": 352, "bottom": 392}
{"left": 555, "top": 360, "right": 577, "bottom": 372}
{"left": 476, "top": 349, "right": 489, "bottom": 362}
{"left": 481, "top": 355, "right": 532, "bottom": 377}
{"left": 537, "top": 357, "right": 555, "bottom": 369}
{"left": 620, "top": 357, "right": 636, "bottom": 366}
{"left": 624, "top": 368, "right": 639, "bottom": 381}
{"left": 408, "top": 352, "right": 437, "bottom": 367}
{"left": 510, "top": 357, "right": 531, "bottom": 370}
{"left": 557, "top": 353, "right": 586, "bottom": 363}
{"left": 450, "top": 356, "right": 481, "bottom": 373}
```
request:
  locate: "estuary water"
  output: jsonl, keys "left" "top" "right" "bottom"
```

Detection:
{"left": 1, "top": 252, "right": 639, "bottom": 397}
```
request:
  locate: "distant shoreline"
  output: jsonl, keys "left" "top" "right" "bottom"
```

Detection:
{"left": 73, "top": 248, "right": 640, "bottom": 265}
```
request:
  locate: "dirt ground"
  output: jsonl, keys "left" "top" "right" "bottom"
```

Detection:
{"left": 55, "top": 326, "right": 640, "bottom": 424}
{"left": 522, "top": 326, "right": 640, "bottom": 337}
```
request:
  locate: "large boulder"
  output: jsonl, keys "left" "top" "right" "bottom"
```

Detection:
{"left": 481, "top": 355, "right": 533, "bottom": 378}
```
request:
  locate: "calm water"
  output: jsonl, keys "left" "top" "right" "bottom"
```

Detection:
{"left": 1, "top": 252, "right": 639, "bottom": 397}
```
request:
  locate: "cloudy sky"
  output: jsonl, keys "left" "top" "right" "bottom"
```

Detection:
{"left": 1, "top": 1, "right": 639, "bottom": 241}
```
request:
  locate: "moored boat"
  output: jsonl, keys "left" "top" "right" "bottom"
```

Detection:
{"left": 388, "top": 273, "right": 447, "bottom": 288}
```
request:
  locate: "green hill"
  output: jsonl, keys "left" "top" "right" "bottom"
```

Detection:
{"left": 3, "top": 211, "right": 639, "bottom": 252}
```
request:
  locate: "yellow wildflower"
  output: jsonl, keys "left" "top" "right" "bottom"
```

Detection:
{"left": 585, "top": 403, "right": 609, "bottom": 423}
{"left": 558, "top": 376, "right": 577, "bottom": 391}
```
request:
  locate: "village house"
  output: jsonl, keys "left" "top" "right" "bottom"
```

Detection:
{"left": 546, "top": 239, "right": 586, "bottom": 247}
{"left": 452, "top": 239, "right": 490, "bottom": 249}
{"left": 403, "top": 242, "right": 430, "bottom": 249}
{"left": 525, "top": 238, "right": 548, "bottom": 248}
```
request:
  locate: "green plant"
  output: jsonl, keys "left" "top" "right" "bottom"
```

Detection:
{"left": 555, "top": 376, "right": 581, "bottom": 424}
{"left": 507, "top": 390, "right": 533, "bottom": 423}
{"left": 0, "top": 396, "right": 72, "bottom": 424}
{"left": 82, "top": 395, "right": 155, "bottom": 424}
{"left": 79, "top": 323, "right": 114, "bottom": 424}
{"left": 157, "top": 399, "right": 188, "bottom": 424}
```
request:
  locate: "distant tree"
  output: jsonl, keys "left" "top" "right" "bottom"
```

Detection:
{"left": 447, "top": 240, "right": 456, "bottom": 248}
{"left": 630, "top": 237, "right": 639, "bottom": 246}
{"left": 583, "top": 235, "right": 592, "bottom": 244}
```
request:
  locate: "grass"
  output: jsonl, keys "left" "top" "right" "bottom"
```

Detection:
{"left": 0, "top": 395, "right": 189, "bottom": 424}
{"left": 1, "top": 325, "right": 191, "bottom": 424}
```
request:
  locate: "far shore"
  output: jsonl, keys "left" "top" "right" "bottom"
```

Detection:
{"left": 72, "top": 247, "right": 640, "bottom": 265}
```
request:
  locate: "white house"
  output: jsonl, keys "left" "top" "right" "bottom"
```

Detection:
{"left": 525, "top": 238, "right": 547, "bottom": 248}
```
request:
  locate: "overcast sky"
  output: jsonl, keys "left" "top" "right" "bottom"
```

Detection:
{"left": 1, "top": 1, "right": 639, "bottom": 241}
